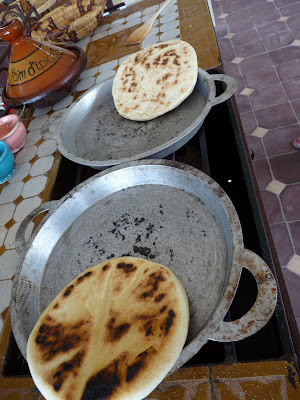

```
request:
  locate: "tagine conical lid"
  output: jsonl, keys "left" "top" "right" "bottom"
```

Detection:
{"left": 0, "top": 19, "right": 86, "bottom": 107}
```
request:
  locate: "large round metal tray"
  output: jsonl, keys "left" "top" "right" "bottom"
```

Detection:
{"left": 57, "top": 69, "right": 237, "bottom": 169}
{"left": 11, "top": 160, "right": 277, "bottom": 371}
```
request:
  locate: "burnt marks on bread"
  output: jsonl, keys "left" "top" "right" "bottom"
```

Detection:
{"left": 126, "top": 361, "right": 142, "bottom": 382}
{"left": 126, "top": 349, "right": 152, "bottom": 383}
{"left": 106, "top": 318, "right": 131, "bottom": 342}
{"left": 163, "top": 310, "right": 176, "bottom": 336}
{"left": 63, "top": 285, "right": 74, "bottom": 297}
{"left": 51, "top": 350, "right": 85, "bottom": 393}
{"left": 117, "top": 262, "right": 137, "bottom": 274}
{"left": 60, "top": 271, "right": 94, "bottom": 299}
{"left": 102, "top": 264, "right": 110, "bottom": 272}
{"left": 35, "top": 318, "right": 90, "bottom": 362}
{"left": 162, "top": 73, "right": 171, "bottom": 81}
{"left": 153, "top": 55, "right": 161, "bottom": 65}
{"left": 151, "top": 47, "right": 181, "bottom": 69}
{"left": 155, "top": 43, "right": 169, "bottom": 50}
{"left": 77, "top": 271, "right": 93, "bottom": 284}
{"left": 160, "top": 305, "right": 167, "bottom": 314}
{"left": 154, "top": 293, "right": 166, "bottom": 302}
{"left": 139, "top": 271, "right": 166, "bottom": 300}
{"left": 82, "top": 358, "right": 121, "bottom": 400}
{"left": 82, "top": 350, "right": 152, "bottom": 399}
{"left": 144, "top": 321, "right": 153, "bottom": 337}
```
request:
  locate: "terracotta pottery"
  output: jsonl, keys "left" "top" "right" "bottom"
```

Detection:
{"left": 0, "top": 113, "right": 27, "bottom": 153}
{"left": 0, "top": 19, "right": 87, "bottom": 108}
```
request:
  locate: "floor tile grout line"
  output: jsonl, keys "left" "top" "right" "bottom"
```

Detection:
{"left": 242, "top": 67, "right": 299, "bottom": 87}
{"left": 270, "top": 219, "right": 300, "bottom": 226}
{"left": 244, "top": 95, "right": 295, "bottom": 113}
{"left": 264, "top": 149, "right": 299, "bottom": 159}
{"left": 275, "top": 0, "right": 300, "bottom": 8}
{"left": 275, "top": 196, "right": 297, "bottom": 258}
{"left": 279, "top": 211, "right": 298, "bottom": 246}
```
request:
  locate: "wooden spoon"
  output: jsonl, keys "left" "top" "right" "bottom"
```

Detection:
{"left": 125, "top": 0, "right": 172, "bottom": 45}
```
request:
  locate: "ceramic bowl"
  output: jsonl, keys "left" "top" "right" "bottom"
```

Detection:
{"left": 0, "top": 141, "right": 15, "bottom": 183}
{"left": 0, "top": 113, "right": 27, "bottom": 153}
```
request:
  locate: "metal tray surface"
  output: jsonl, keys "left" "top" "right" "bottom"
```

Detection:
{"left": 58, "top": 69, "right": 237, "bottom": 169}
{"left": 12, "top": 161, "right": 277, "bottom": 372}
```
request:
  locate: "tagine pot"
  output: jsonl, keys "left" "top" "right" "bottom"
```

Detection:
{"left": 0, "top": 19, "right": 87, "bottom": 108}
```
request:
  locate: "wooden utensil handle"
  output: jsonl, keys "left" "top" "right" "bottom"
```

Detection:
{"left": 151, "top": 0, "right": 172, "bottom": 22}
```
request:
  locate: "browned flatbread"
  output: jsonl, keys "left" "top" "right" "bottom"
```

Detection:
{"left": 112, "top": 39, "right": 198, "bottom": 121}
{"left": 27, "top": 257, "right": 189, "bottom": 400}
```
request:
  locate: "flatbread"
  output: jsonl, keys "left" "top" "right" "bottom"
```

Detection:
{"left": 27, "top": 257, "right": 189, "bottom": 400}
{"left": 112, "top": 39, "right": 198, "bottom": 121}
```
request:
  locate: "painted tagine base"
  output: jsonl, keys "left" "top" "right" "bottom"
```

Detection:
{"left": 1, "top": 46, "right": 87, "bottom": 108}
{"left": 0, "top": 19, "right": 87, "bottom": 108}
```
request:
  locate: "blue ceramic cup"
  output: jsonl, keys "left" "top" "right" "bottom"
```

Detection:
{"left": 0, "top": 141, "right": 15, "bottom": 184}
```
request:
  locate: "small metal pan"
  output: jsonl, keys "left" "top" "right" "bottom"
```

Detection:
{"left": 57, "top": 69, "right": 237, "bottom": 169}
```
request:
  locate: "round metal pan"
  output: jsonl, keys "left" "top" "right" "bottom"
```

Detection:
{"left": 12, "top": 160, "right": 277, "bottom": 372}
{"left": 57, "top": 69, "right": 237, "bottom": 169}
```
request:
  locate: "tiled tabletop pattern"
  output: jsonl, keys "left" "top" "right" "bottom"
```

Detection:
{"left": 211, "top": 0, "right": 300, "bottom": 332}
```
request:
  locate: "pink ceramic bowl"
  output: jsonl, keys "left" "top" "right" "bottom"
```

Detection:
{"left": 0, "top": 113, "right": 27, "bottom": 153}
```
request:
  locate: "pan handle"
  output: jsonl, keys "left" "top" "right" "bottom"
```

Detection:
{"left": 209, "top": 74, "right": 237, "bottom": 106}
{"left": 15, "top": 201, "right": 59, "bottom": 255}
{"left": 208, "top": 249, "right": 277, "bottom": 342}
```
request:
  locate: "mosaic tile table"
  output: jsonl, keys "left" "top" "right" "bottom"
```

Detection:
{"left": 0, "top": 0, "right": 299, "bottom": 398}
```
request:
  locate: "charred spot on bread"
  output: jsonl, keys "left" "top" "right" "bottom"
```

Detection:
{"left": 77, "top": 271, "right": 93, "bottom": 284}
{"left": 154, "top": 293, "right": 166, "bottom": 302}
{"left": 156, "top": 43, "right": 169, "bottom": 49}
{"left": 35, "top": 320, "right": 90, "bottom": 362}
{"left": 63, "top": 285, "right": 74, "bottom": 297}
{"left": 126, "top": 361, "right": 142, "bottom": 382}
{"left": 117, "top": 262, "right": 137, "bottom": 274}
{"left": 165, "top": 310, "right": 175, "bottom": 335}
{"left": 82, "top": 359, "right": 121, "bottom": 400}
{"left": 106, "top": 318, "right": 131, "bottom": 342}
{"left": 51, "top": 351, "right": 85, "bottom": 393}
{"left": 160, "top": 305, "right": 167, "bottom": 314}
{"left": 139, "top": 271, "right": 166, "bottom": 299}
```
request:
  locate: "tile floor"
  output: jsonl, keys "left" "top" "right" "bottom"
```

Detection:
{"left": 211, "top": 0, "right": 300, "bottom": 331}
